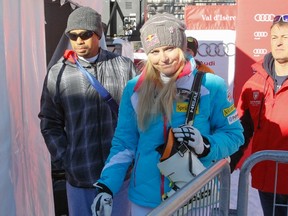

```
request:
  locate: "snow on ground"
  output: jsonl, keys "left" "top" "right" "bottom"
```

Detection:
{"left": 230, "top": 169, "right": 263, "bottom": 216}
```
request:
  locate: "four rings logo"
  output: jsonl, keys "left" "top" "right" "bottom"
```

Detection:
{"left": 187, "top": 14, "right": 274, "bottom": 59}
{"left": 254, "top": 31, "right": 268, "bottom": 39}
{"left": 253, "top": 48, "right": 267, "bottom": 57}
{"left": 254, "top": 14, "right": 275, "bottom": 22}
{"left": 198, "top": 43, "right": 235, "bottom": 57}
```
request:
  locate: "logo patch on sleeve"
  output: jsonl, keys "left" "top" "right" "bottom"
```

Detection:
{"left": 227, "top": 112, "right": 239, "bottom": 125}
{"left": 223, "top": 104, "right": 235, "bottom": 117}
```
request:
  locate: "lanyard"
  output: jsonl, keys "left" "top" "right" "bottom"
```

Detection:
{"left": 160, "top": 71, "right": 204, "bottom": 199}
{"left": 73, "top": 56, "right": 119, "bottom": 115}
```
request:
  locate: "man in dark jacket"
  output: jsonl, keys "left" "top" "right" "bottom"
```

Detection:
{"left": 38, "top": 6, "right": 137, "bottom": 216}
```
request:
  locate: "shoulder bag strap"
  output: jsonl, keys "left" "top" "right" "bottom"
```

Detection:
{"left": 185, "top": 71, "right": 205, "bottom": 125}
{"left": 74, "top": 58, "right": 119, "bottom": 115}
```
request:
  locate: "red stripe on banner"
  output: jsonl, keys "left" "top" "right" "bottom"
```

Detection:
{"left": 184, "top": 5, "right": 237, "bottom": 30}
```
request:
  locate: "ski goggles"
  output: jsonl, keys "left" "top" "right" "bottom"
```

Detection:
{"left": 66, "top": 30, "right": 94, "bottom": 41}
{"left": 273, "top": 14, "right": 288, "bottom": 24}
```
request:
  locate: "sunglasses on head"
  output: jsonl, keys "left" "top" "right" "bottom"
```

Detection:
{"left": 187, "top": 37, "right": 195, "bottom": 43}
{"left": 66, "top": 31, "right": 94, "bottom": 41}
{"left": 273, "top": 14, "right": 288, "bottom": 24}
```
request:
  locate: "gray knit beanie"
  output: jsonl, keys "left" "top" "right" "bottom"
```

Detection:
{"left": 65, "top": 6, "right": 102, "bottom": 38}
{"left": 140, "top": 13, "right": 186, "bottom": 54}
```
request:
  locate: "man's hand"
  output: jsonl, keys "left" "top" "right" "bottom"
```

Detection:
{"left": 91, "top": 182, "right": 113, "bottom": 216}
{"left": 172, "top": 125, "right": 209, "bottom": 155}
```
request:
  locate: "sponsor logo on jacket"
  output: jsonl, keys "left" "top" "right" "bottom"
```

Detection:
{"left": 176, "top": 102, "right": 199, "bottom": 114}
{"left": 227, "top": 112, "right": 239, "bottom": 125}
{"left": 223, "top": 104, "right": 236, "bottom": 117}
{"left": 250, "top": 91, "right": 262, "bottom": 106}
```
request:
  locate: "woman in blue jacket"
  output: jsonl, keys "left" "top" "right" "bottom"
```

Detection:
{"left": 91, "top": 13, "right": 244, "bottom": 216}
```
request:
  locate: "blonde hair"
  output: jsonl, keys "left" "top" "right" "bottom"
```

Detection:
{"left": 137, "top": 48, "right": 186, "bottom": 130}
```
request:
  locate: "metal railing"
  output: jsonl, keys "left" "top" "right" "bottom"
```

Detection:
{"left": 148, "top": 159, "right": 231, "bottom": 216}
{"left": 147, "top": 150, "right": 288, "bottom": 216}
{"left": 236, "top": 150, "right": 288, "bottom": 216}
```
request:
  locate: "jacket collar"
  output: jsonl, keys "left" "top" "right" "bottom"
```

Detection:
{"left": 63, "top": 48, "right": 106, "bottom": 65}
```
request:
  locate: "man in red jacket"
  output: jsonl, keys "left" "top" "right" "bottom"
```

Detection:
{"left": 231, "top": 14, "right": 288, "bottom": 216}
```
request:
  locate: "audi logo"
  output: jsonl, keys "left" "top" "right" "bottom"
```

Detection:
{"left": 253, "top": 48, "right": 268, "bottom": 57}
{"left": 197, "top": 43, "right": 235, "bottom": 57}
{"left": 254, "top": 14, "right": 275, "bottom": 22}
{"left": 254, "top": 31, "right": 268, "bottom": 39}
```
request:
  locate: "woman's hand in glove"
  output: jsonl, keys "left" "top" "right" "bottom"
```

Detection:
{"left": 91, "top": 182, "right": 113, "bottom": 216}
{"left": 172, "top": 125, "right": 210, "bottom": 156}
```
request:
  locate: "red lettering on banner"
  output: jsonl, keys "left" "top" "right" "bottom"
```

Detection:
{"left": 201, "top": 61, "right": 216, "bottom": 66}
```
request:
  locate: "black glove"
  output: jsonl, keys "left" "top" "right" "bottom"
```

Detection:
{"left": 229, "top": 148, "right": 245, "bottom": 173}
{"left": 172, "top": 125, "right": 210, "bottom": 157}
{"left": 91, "top": 182, "right": 113, "bottom": 216}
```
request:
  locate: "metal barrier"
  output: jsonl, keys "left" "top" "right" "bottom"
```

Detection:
{"left": 147, "top": 150, "right": 288, "bottom": 216}
{"left": 236, "top": 150, "right": 288, "bottom": 216}
{"left": 147, "top": 159, "right": 231, "bottom": 216}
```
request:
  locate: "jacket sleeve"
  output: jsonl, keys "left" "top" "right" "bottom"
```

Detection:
{"left": 199, "top": 74, "right": 245, "bottom": 167}
{"left": 98, "top": 79, "right": 139, "bottom": 195}
{"left": 229, "top": 87, "right": 254, "bottom": 172}
{"left": 38, "top": 66, "right": 68, "bottom": 169}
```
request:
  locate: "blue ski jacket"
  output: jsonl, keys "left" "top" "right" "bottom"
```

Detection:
{"left": 98, "top": 58, "right": 244, "bottom": 208}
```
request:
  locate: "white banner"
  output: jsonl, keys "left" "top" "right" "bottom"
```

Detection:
{"left": 185, "top": 30, "right": 236, "bottom": 92}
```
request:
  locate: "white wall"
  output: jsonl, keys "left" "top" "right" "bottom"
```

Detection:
{"left": 0, "top": 0, "right": 53, "bottom": 215}
{"left": 0, "top": 0, "right": 104, "bottom": 215}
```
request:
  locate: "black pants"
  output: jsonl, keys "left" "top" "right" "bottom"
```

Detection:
{"left": 259, "top": 190, "right": 288, "bottom": 216}
{"left": 52, "top": 169, "right": 68, "bottom": 216}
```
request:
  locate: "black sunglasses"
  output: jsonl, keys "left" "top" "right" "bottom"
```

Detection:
{"left": 273, "top": 14, "right": 288, "bottom": 24}
{"left": 66, "top": 31, "right": 94, "bottom": 41}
